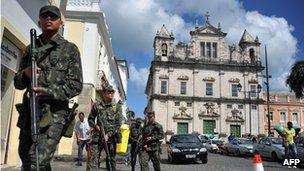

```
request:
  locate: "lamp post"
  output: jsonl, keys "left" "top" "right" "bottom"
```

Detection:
{"left": 237, "top": 83, "right": 262, "bottom": 136}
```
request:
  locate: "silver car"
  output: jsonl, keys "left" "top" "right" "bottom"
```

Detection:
{"left": 253, "top": 137, "right": 285, "bottom": 161}
{"left": 224, "top": 138, "right": 254, "bottom": 156}
{"left": 205, "top": 139, "right": 220, "bottom": 153}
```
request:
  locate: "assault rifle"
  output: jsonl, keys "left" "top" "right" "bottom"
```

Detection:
{"left": 30, "top": 28, "right": 39, "bottom": 171}
{"left": 99, "top": 120, "right": 112, "bottom": 171}
{"left": 61, "top": 103, "right": 79, "bottom": 137}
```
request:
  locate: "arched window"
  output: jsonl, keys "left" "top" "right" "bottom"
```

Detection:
{"left": 249, "top": 48, "right": 255, "bottom": 63}
{"left": 161, "top": 43, "right": 168, "bottom": 56}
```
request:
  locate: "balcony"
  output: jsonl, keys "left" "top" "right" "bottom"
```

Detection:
{"left": 67, "top": 0, "right": 101, "bottom": 12}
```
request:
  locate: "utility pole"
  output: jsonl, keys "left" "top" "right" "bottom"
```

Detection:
{"left": 265, "top": 45, "right": 271, "bottom": 136}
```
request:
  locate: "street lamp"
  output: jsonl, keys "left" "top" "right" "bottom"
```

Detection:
{"left": 237, "top": 83, "right": 262, "bottom": 135}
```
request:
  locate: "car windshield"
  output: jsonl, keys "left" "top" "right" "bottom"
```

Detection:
{"left": 172, "top": 135, "right": 200, "bottom": 143}
{"left": 270, "top": 138, "right": 283, "bottom": 144}
{"left": 238, "top": 139, "right": 253, "bottom": 144}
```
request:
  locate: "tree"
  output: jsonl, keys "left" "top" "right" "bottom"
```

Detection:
{"left": 286, "top": 60, "right": 304, "bottom": 98}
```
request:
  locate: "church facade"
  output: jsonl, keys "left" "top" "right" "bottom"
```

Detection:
{"left": 145, "top": 15, "right": 265, "bottom": 141}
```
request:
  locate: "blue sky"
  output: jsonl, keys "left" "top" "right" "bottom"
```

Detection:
{"left": 101, "top": 0, "right": 303, "bottom": 118}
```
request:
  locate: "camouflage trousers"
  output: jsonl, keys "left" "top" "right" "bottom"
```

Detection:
{"left": 18, "top": 109, "right": 66, "bottom": 171}
{"left": 139, "top": 150, "right": 161, "bottom": 171}
{"left": 89, "top": 141, "right": 117, "bottom": 171}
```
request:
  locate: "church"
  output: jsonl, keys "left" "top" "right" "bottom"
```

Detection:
{"left": 145, "top": 13, "right": 265, "bottom": 141}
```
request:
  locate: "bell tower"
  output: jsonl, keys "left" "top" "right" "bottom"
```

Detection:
{"left": 153, "top": 24, "right": 175, "bottom": 61}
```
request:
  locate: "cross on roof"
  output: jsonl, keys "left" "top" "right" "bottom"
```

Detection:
{"left": 205, "top": 11, "right": 210, "bottom": 24}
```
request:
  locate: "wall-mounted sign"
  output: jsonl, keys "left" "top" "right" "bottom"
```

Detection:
{"left": 1, "top": 37, "right": 21, "bottom": 72}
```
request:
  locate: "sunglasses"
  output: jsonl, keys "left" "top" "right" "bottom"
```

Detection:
{"left": 40, "top": 12, "right": 60, "bottom": 20}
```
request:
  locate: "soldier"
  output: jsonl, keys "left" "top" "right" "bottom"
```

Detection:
{"left": 139, "top": 111, "right": 164, "bottom": 171}
{"left": 88, "top": 84, "right": 123, "bottom": 171}
{"left": 130, "top": 117, "right": 144, "bottom": 168}
{"left": 124, "top": 110, "right": 135, "bottom": 165}
{"left": 14, "top": 5, "right": 83, "bottom": 170}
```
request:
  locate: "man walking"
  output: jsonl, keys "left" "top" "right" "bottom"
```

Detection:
{"left": 124, "top": 110, "right": 135, "bottom": 165}
{"left": 75, "top": 112, "right": 91, "bottom": 166}
{"left": 139, "top": 111, "right": 164, "bottom": 171}
{"left": 88, "top": 84, "right": 123, "bottom": 171}
{"left": 283, "top": 121, "right": 298, "bottom": 168}
{"left": 130, "top": 117, "right": 144, "bottom": 169}
{"left": 14, "top": 5, "right": 83, "bottom": 170}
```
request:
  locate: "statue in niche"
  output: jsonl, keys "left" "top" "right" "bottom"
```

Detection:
{"left": 204, "top": 102, "right": 215, "bottom": 115}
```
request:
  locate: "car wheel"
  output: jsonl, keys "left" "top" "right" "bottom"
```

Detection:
{"left": 226, "top": 148, "right": 229, "bottom": 156}
{"left": 236, "top": 149, "right": 241, "bottom": 157}
{"left": 202, "top": 158, "right": 208, "bottom": 164}
{"left": 271, "top": 152, "right": 278, "bottom": 161}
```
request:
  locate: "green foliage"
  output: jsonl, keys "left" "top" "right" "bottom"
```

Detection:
{"left": 286, "top": 60, "right": 304, "bottom": 98}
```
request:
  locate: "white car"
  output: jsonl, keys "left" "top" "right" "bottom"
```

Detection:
{"left": 205, "top": 139, "right": 221, "bottom": 153}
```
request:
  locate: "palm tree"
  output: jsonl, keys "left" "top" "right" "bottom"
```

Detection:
{"left": 286, "top": 60, "right": 304, "bottom": 98}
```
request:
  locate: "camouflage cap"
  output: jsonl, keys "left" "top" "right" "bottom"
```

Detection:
{"left": 127, "top": 111, "right": 135, "bottom": 117}
{"left": 39, "top": 5, "right": 61, "bottom": 18}
{"left": 103, "top": 84, "right": 115, "bottom": 92}
{"left": 147, "top": 111, "right": 155, "bottom": 117}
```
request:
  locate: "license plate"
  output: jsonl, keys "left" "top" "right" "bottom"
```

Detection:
{"left": 186, "top": 154, "right": 196, "bottom": 158}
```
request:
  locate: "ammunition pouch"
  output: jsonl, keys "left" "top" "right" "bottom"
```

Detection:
{"left": 39, "top": 103, "right": 53, "bottom": 128}
{"left": 15, "top": 103, "right": 30, "bottom": 129}
{"left": 62, "top": 117, "right": 76, "bottom": 138}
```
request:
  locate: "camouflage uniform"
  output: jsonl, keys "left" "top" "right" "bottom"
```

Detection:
{"left": 14, "top": 33, "right": 83, "bottom": 171}
{"left": 88, "top": 98, "right": 123, "bottom": 171}
{"left": 139, "top": 113, "right": 164, "bottom": 171}
{"left": 130, "top": 118, "right": 143, "bottom": 166}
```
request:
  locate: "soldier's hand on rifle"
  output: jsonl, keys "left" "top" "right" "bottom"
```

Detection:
{"left": 104, "top": 134, "right": 109, "bottom": 142}
{"left": 23, "top": 66, "right": 41, "bottom": 79}
{"left": 33, "top": 86, "right": 46, "bottom": 93}
{"left": 95, "top": 125, "right": 100, "bottom": 132}
{"left": 146, "top": 136, "right": 152, "bottom": 141}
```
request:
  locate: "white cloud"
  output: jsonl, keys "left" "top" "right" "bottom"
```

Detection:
{"left": 129, "top": 63, "right": 149, "bottom": 89}
{"left": 102, "top": 0, "right": 298, "bottom": 91}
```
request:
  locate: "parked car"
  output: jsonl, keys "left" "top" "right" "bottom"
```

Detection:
{"left": 253, "top": 137, "right": 285, "bottom": 161}
{"left": 296, "top": 133, "right": 304, "bottom": 165}
{"left": 198, "top": 135, "right": 209, "bottom": 145}
{"left": 224, "top": 138, "right": 254, "bottom": 156}
{"left": 167, "top": 134, "right": 208, "bottom": 164}
{"left": 205, "top": 139, "right": 224, "bottom": 153}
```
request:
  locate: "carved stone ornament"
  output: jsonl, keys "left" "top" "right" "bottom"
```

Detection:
{"left": 228, "top": 78, "right": 240, "bottom": 83}
{"left": 198, "top": 102, "right": 220, "bottom": 118}
{"left": 173, "top": 106, "right": 193, "bottom": 120}
{"left": 203, "top": 77, "right": 216, "bottom": 82}
{"left": 177, "top": 75, "right": 189, "bottom": 80}
{"left": 159, "top": 75, "right": 169, "bottom": 79}
{"left": 226, "top": 108, "right": 245, "bottom": 122}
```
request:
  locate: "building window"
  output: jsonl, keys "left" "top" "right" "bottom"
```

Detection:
{"left": 175, "top": 101, "right": 180, "bottom": 106}
{"left": 249, "top": 48, "right": 255, "bottom": 63}
{"left": 251, "top": 105, "right": 257, "bottom": 110}
{"left": 238, "top": 105, "right": 243, "bottom": 109}
{"left": 160, "top": 80, "right": 167, "bottom": 94}
{"left": 292, "top": 113, "right": 298, "bottom": 123}
{"left": 200, "top": 42, "right": 205, "bottom": 57}
{"left": 227, "top": 104, "right": 232, "bottom": 109}
{"left": 269, "top": 112, "right": 273, "bottom": 122}
{"left": 187, "top": 102, "right": 192, "bottom": 107}
{"left": 250, "top": 85, "right": 257, "bottom": 98}
{"left": 206, "top": 82, "right": 213, "bottom": 96}
{"left": 280, "top": 112, "right": 286, "bottom": 122}
{"left": 231, "top": 84, "right": 238, "bottom": 97}
{"left": 180, "top": 82, "right": 187, "bottom": 95}
{"left": 206, "top": 42, "right": 211, "bottom": 58}
{"left": 212, "top": 43, "right": 217, "bottom": 58}
{"left": 161, "top": 43, "right": 167, "bottom": 56}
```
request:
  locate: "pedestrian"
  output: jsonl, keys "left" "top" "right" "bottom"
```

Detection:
{"left": 124, "top": 110, "right": 135, "bottom": 165}
{"left": 88, "top": 84, "right": 123, "bottom": 171}
{"left": 75, "top": 112, "right": 91, "bottom": 166}
{"left": 130, "top": 117, "right": 144, "bottom": 169}
{"left": 282, "top": 121, "right": 298, "bottom": 169}
{"left": 228, "top": 133, "right": 234, "bottom": 143}
{"left": 14, "top": 5, "right": 83, "bottom": 170}
{"left": 139, "top": 111, "right": 164, "bottom": 171}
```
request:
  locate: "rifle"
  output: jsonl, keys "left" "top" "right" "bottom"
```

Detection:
{"left": 61, "top": 103, "right": 79, "bottom": 137}
{"left": 30, "top": 28, "right": 39, "bottom": 171}
{"left": 131, "top": 136, "right": 146, "bottom": 171}
{"left": 99, "top": 120, "right": 113, "bottom": 171}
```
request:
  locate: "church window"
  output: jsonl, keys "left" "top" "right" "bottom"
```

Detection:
{"left": 212, "top": 43, "right": 217, "bottom": 58}
{"left": 161, "top": 80, "right": 167, "bottom": 94}
{"left": 206, "top": 42, "right": 211, "bottom": 57}
{"left": 231, "top": 84, "right": 238, "bottom": 97}
{"left": 249, "top": 48, "right": 255, "bottom": 63}
{"left": 180, "top": 82, "right": 187, "bottom": 95}
{"left": 200, "top": 42, "right": 205, "bottom": 57}
{"left": 206, "top": 82, "right": 213, "bottom": 96}
{"left": 162, "top": 43, "right": 168, "bottom": 56}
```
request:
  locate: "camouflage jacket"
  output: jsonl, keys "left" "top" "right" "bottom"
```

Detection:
{"left": 88, "top": 99, "right": 123, "bottom": 142}
{"left": 14, "top": 34, "right": 83, "bottom": 104}
{"left": 130, "top": 123, "right": 142, "bottom": 143}
{"left": 141, "top": 121, "right": 164, "bottom": 151}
